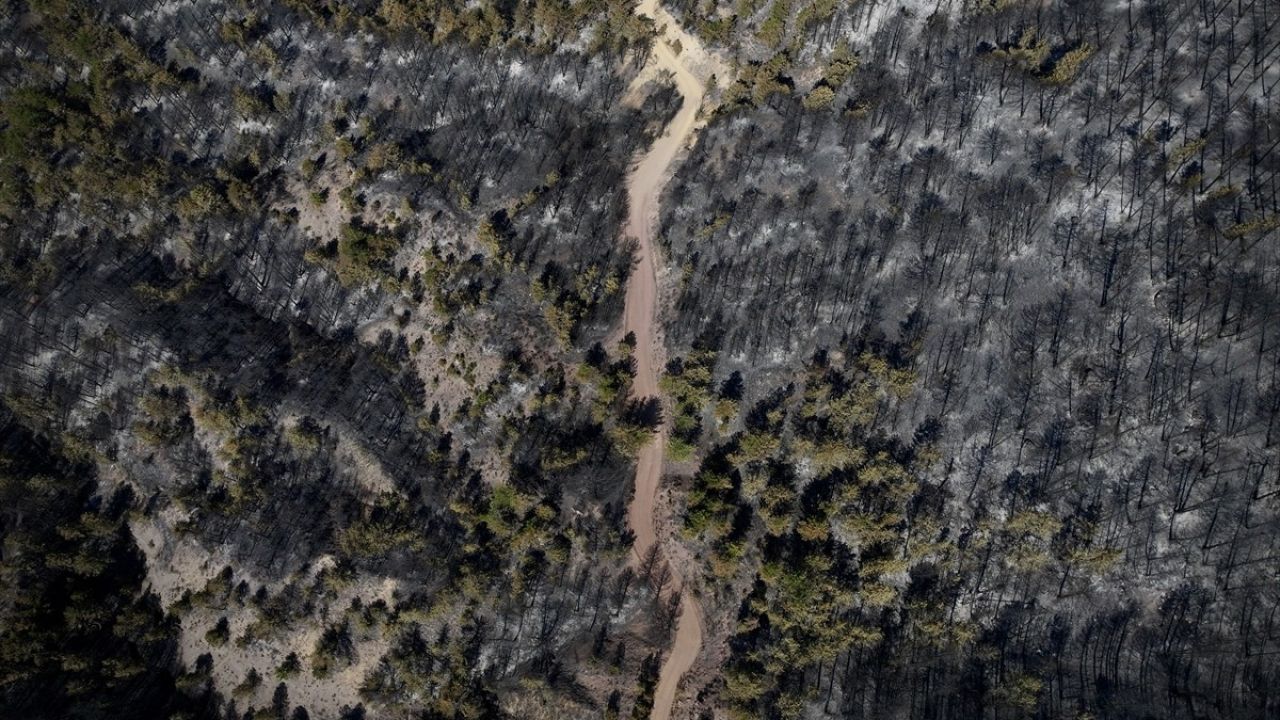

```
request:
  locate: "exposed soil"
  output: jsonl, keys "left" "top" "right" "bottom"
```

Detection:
{"left": 620, "top": 3, "right": 727, "bottom": 718}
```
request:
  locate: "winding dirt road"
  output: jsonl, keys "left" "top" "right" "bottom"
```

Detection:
{"left": 621, "top": 3, "right": 726, "bottom": 719}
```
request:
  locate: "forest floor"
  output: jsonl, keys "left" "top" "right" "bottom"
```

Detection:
{"left": 621, "top": 1, "right": 728, "bottom": 718}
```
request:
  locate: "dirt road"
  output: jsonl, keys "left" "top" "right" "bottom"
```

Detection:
{"left": 621, "top": 3, "right": 726, "bottom": 719}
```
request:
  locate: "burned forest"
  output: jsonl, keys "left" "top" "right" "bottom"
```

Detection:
{"left": 1, "top": 1, "right": 1279, "bottom": 719}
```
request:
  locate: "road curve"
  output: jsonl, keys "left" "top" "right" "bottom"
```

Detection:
{"left": 620, "top": 2, "right": 724, "bottom": 719}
